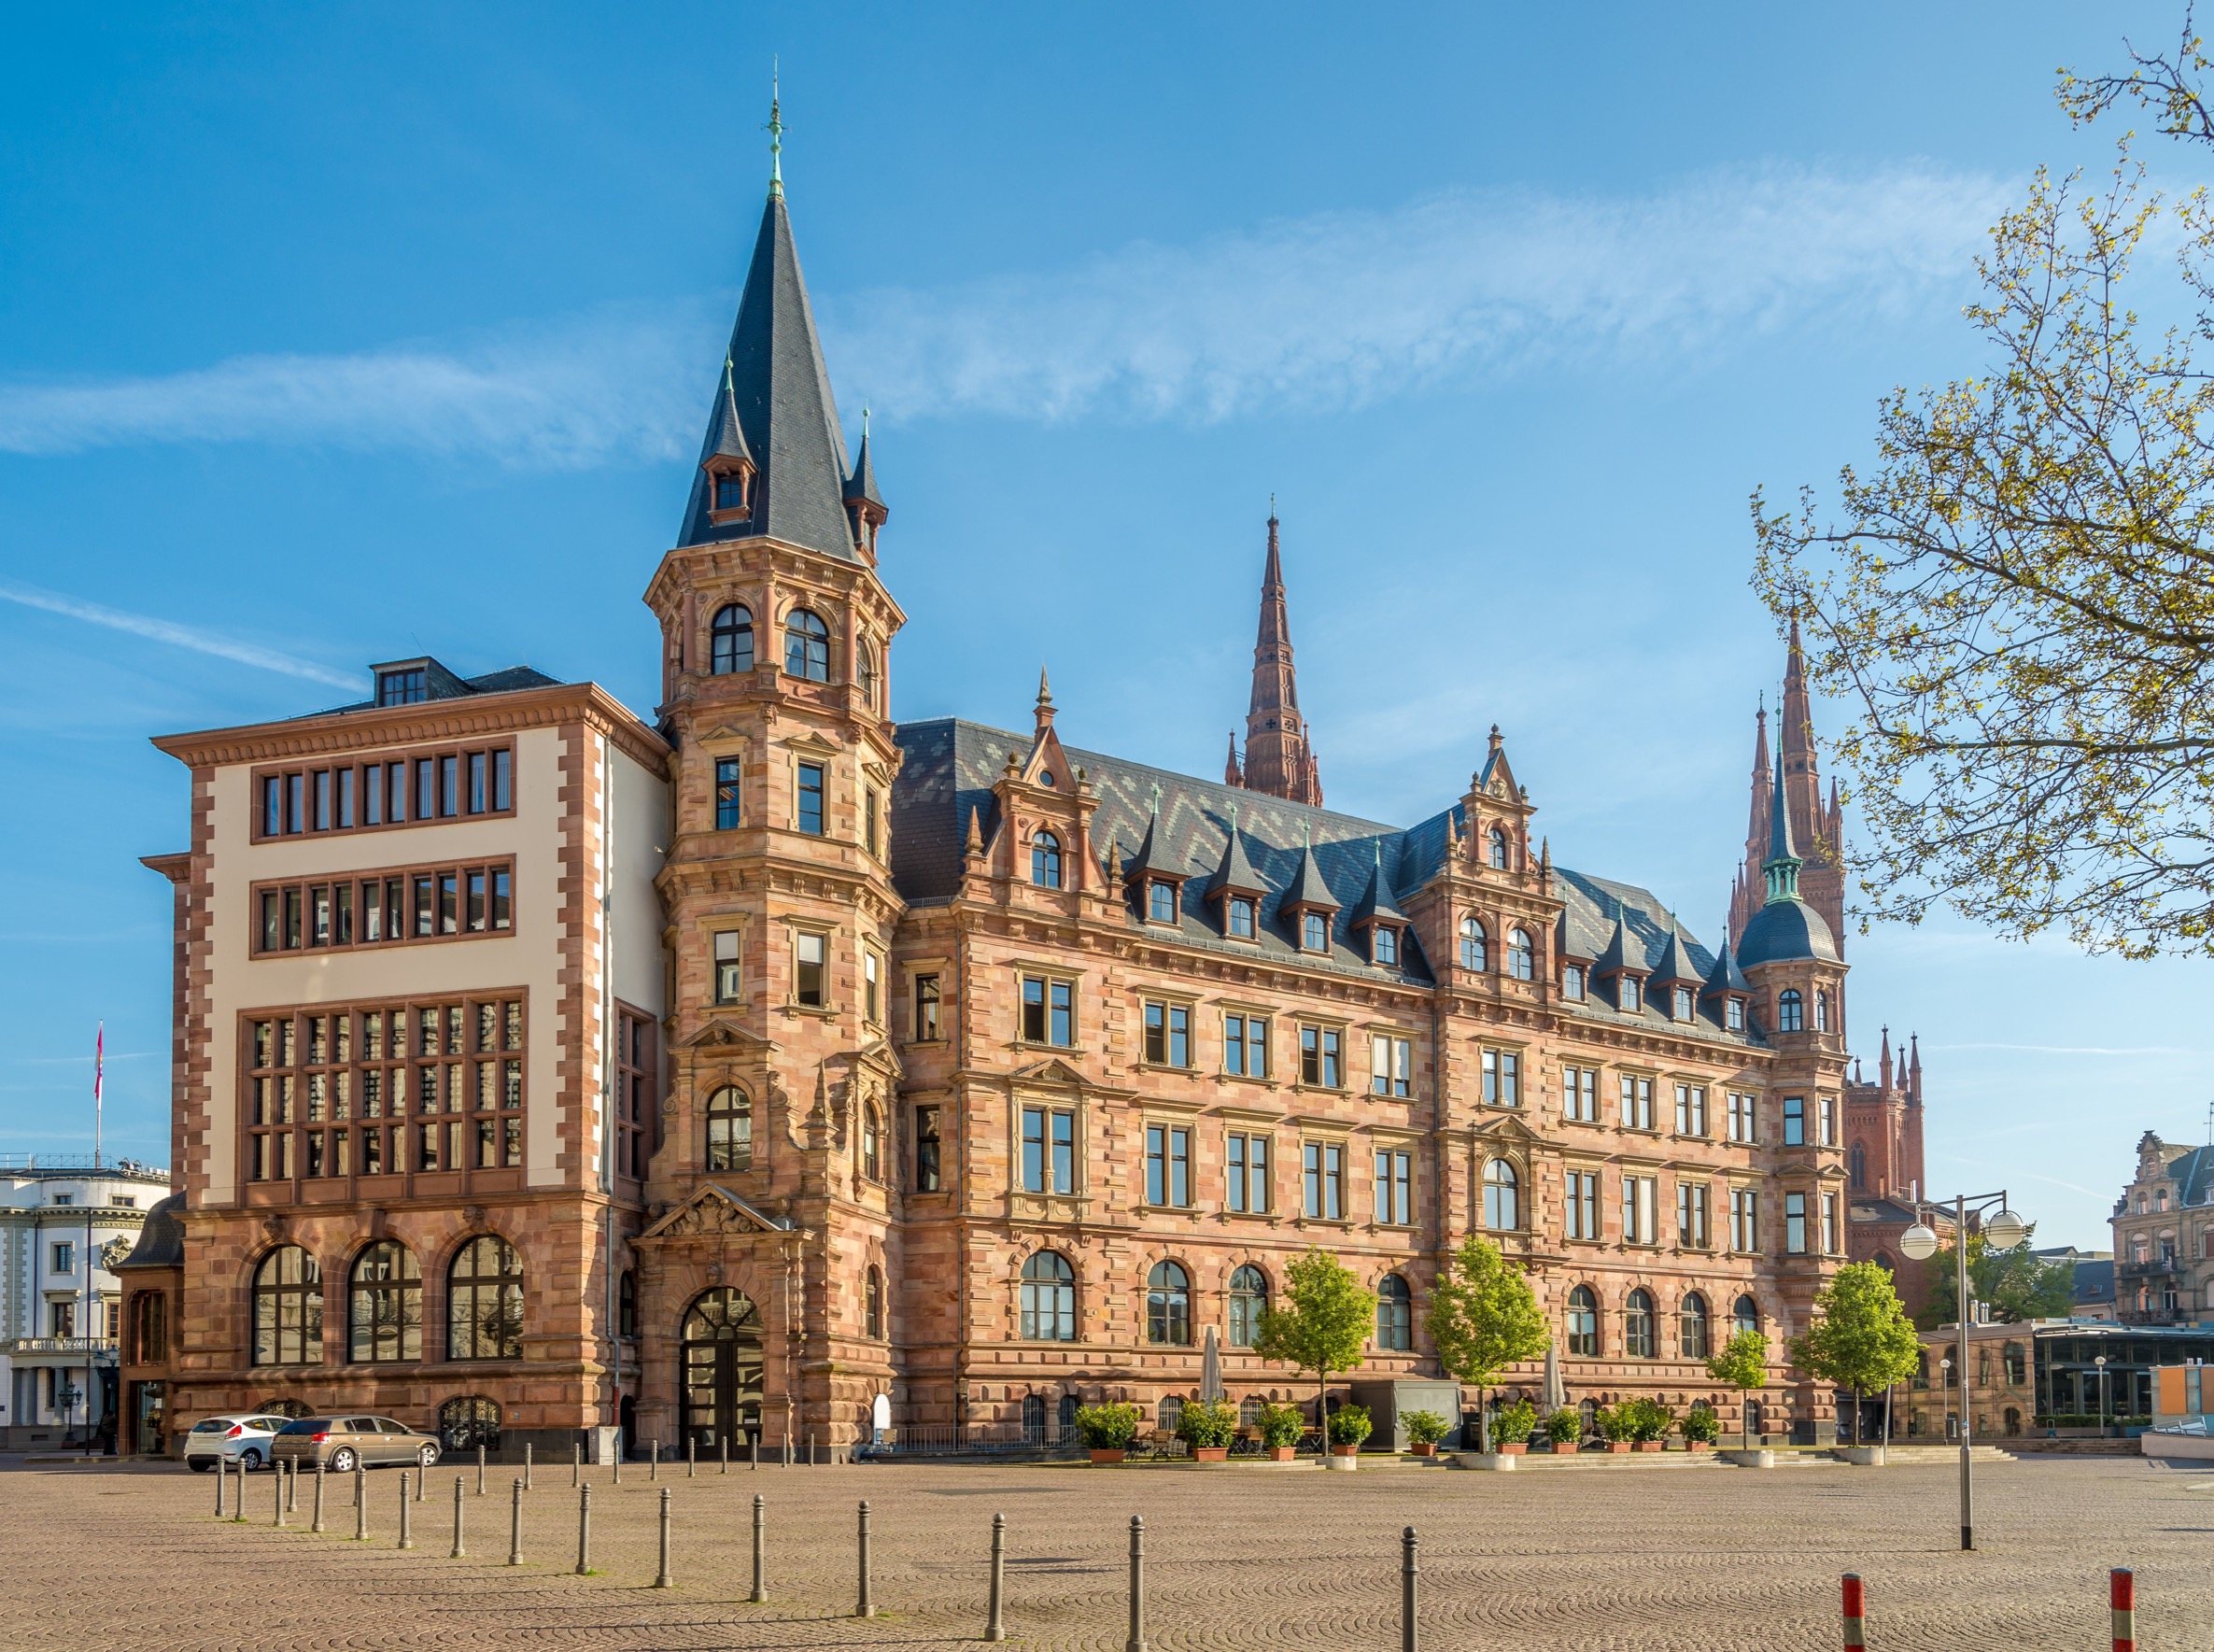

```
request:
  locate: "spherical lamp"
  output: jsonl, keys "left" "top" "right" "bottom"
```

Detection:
{"left": 1981, "top": 1209, "right": 2027, "bottom": 1251}
{"left": 1898, "top": 1222, "right": 1940, "bottom": 1262}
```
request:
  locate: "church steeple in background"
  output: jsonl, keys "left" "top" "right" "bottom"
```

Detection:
{"left": 1232, "top": 508, "right": 1324, "bottom": 806}
{"left": 1730, "top": 616, "right": 1844, "bottom": 952}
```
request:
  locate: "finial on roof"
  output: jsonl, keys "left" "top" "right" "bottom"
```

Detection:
{"left": 862, "top": 406, "right": 870, "bottom": 438}
{"left": 767, "top": 68, "right": 784, "bottom": 197}
{"left": 1229, "top": 799, "right": 1240, "bottom": 831}
{"left": 1269, "top": 491, "right": 1277, "bottom": 523}
{"left": 965, "top": 807, "right": 984, "bottom": 854}
{"left": 1036, "top": 666, "right": 1052, "bottom": 705}
{"left": 1304, "top": 819, "right": 1313, "bottom": 849}
{"left": 1149, "top": 781, "right": 1163, "bottom": 817}
{"left": 1489, "top": 724, "right": 1503, "bottom": 754}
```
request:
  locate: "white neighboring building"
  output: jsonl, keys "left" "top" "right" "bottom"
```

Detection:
{"left": 2, "top": 1158, "right": 175, "bottom": 1448}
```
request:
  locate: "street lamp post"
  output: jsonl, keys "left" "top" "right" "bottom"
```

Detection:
{"left": 1897, "top": 1193, "right": 2027, "bottom": 1553}
{"left": 2095, "top": 1355, "right": 2109, "bottom": 1435}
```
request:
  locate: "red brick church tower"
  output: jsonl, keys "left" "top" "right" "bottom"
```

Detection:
{"left": 1224, "top": 511, "right": 1323, "bottom": 805}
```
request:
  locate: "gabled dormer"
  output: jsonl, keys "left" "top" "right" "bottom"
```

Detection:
{"left": 1461, "top": 725, "right": 1536, "bottom": 874}
{"left": 1554, "top": 908, "right": 1592, "bottom": 1002}
{"left": 1699, "top": 931, "right": 1752, "bottom": 1032}
{"left": 842, "top": 409, "right": 887, "bottom": 561}
{"left": 1647, "top": 919, "right": 1703, "bottom": 1024}
{"left": 1281, "top": 825, "right": 1340, "bottom": 953}
{"left": 1122, "top": 784, "right": 1187, "bottom": 926}
{"left": 1348, "top": 840, "right": 1409, "bottom": 968}
{"left": 700, "top": 356, "right": 757, "bottom": 528}
{"left": 1204, "top": 806, "right": 1269, "bottom": 943}
{"left": 995, "top": 674, "right": 1097, "bottom": 897}
{"left": 1593, "top": 903, "right": 1648, "bottom": 1013}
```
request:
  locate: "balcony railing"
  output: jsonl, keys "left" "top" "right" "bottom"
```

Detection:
{"left": 2116, "top": 1259, "right": 2180, "bottom": 1279}
{"left": 3, "top": 1337, "right": 119, "bottom": 1358}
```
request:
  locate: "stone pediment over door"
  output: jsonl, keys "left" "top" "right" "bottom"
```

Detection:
{"left": 1009, "top": 1057, "right": 1091, "bottom": 1090}
{"left": 1470, "top": 1110, "right": 1545, "bottom": 1150}
{"left": 637, "top": 1183, "right": 793, "bottom": 1244}
{"left": 677, "top": 1019, "right": 777, "bottom": 1053}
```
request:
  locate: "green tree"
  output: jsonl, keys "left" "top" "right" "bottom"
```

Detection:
{"left": 1706, "top": 1327, "right": 1770, "bottom": 1449}
{"left": 1916, "top": 1229, "right": 2077, "bottom": 1330}
{"left": 1790, "top": 1262, "right": 1923, "bottom": 1447}
{"left": 1425, "top": 1234, "right": 1550, "bottom": 1448}
{"left": 1749, "top": 16, "right": 2214, "bottom": 958}
{"left": 1254, "top": 1247, "right": 1377, "bottom": 1446}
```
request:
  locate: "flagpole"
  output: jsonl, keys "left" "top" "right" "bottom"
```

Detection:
{"left": 93, "top": 1023, "right": 104, "bottom": 1169}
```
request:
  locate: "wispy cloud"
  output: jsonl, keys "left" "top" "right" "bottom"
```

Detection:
{"left": 0, "top": 580, "right": 361, "bottom": 688}
{"left": 1927, "top": 1042, "right": 2212, "bottom": 1057}
{"left": 0, "top": 164, "right": 2005, "bottom": 460}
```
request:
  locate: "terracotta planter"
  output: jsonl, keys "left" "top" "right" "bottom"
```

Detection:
{"left": 1604, "top": 1442, "right": 1632, "bottom": 1454}
{"left": 1495, "top": 1442, "right": 1528, "bottom": 1456}
{"left": 1685, "top": 1441, "right": 1713, "bottom": 1453}
{"left": 1633, "top": 1441, "right": 1664, "bottom": 1453}
{"left": 1266, "top": 1446, "right": 1297, "bottom": 1461}
{"left": 1192, "top": 1447, "right": 1229, "bottom": 1461}
{"left": 1329, "top": 1444, "right": 1361, "bottom": 1457}
{"left": 1088, "top": 1448, "right": 1126, "bottom": 1464}
{"left": 1409, "top": 1442, "right": 1436, "bottom": 1457}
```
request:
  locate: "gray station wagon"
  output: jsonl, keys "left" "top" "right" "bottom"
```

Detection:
{"left": 269, "top": 1415, "right": 441, "bottom": 1474}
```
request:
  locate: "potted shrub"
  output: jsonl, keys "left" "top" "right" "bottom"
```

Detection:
{"left": 1402, "top": 1408, "right": 1448, "bottom": 1457}
{"left": 1543, "top": 1406, "right": 1582, "bottom": 1453}
{"left": 1490, "top": 1399, "right": 1536, "bottom": 1456}
{"left": 1176, "top": 1398, "right": 1237, "bottom": 1462}
{"left": 1593, "top": 1405, "right": 1633, "bottom": 1454}
{"left": 1682, "top": 1406, "right": 1720, "bottom": 1452}
{"left": 1076, "top": 1402, "right": 1140, "bottom": 1464}
{"left": 1621, "top": 1397, "right": 1673, "bottom": 1451}
{"left": 1327, "top": 1403, "right": 1373, "bottom": 1457}
{"left": 1258, "top": 1403, "right": 1304, "bottom": 1461}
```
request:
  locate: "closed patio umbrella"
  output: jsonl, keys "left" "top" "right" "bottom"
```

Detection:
{"left": 1200, "top": 1326, "right": 1224, "bottom": 1405}
{"left": 1543, "top": 1345, "right": 1568, "bottom": 1415}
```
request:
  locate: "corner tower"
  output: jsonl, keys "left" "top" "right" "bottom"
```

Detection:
{"left": 1230, "top": 510, "right": 1324, "bottom": 805}
{"left": 1730, "top": 618, "right": 1845, "bottom": 959}
{"left": 640, "top": 95, "right": 908, "bottom": 1459}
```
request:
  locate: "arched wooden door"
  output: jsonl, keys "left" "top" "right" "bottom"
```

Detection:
{"left": 680, "top": 1288, "right": 764, "bottom": 1452}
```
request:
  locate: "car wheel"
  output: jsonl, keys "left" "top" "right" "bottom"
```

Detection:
{"left": 188, "top": 1459, "right": 213, "bottom": 1474}
{"left": 239, "top": 1448, "right": 263, "bottom": 1470}
{"left": 329, "top": 1447, "right": 357, "bottom": 1474}
{"left": 417, "top": 1443, "right": 440, "bottom": 1469}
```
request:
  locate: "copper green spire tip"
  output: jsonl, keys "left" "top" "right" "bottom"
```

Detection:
{"left": 768, "top": 65, "right": 784, "bottom": 197}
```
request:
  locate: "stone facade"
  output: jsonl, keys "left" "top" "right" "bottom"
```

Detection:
{"left": 2110, "top": 1132, "right": 2214, "bottom": 1324}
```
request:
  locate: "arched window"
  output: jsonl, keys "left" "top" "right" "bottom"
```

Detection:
{"left": 439, "top": 1395, "right": 501, "bottom": 1451}
{"left": 1022, "top": 1391, "right": 1047, "bottom": 1443}
{"left": 1228, "top": 1264, "right": 1268, "bottom": 1348}
{"left": 1680, "top": 1292, "right": 1710, "bottom": 1361}
{"left": 1460, "top": 916, "right": 1487, "bottom": 971}
{"left": 1483, "top": 1158, "right": 1519, "bottom": 1231}
{"left": 1732, "top": 1294, "right": 1760, "bottom": 1337}
{"left": 1507, "top": 927, "right": 1534, "bottom": 981}
{"left": 1021, "top": 1251, "right": 1076, "bottom": 1342}
{"left": 865, "top": 1266, "right": 884, "bottom": 1340}
{"left": 1488, "top": 826, "right": 1508, "bottom": 869}
{"left": 1031, "top": 830, "right": 1063, "bottom": 889}
{"left": 1375, "top": 1274, "right": 1412, "bottom": 1350}
{"left": 446, "top": 1235, "right": 524, "bottom": 1362}
{"left": 705, "top": 1087, "right": 753, "bottom": 1172}
{"left": 347, "top": 1240, "right": 421, "bottom": 1363}
{"left": 1624, "top": 1288, "right": 1656, "bottom": 1358}
{"left": 1849, "top": 1142, "right": 1867, "bottom": 1189}
{"left": 1567, "top": 1285, "right": 1598, "bottom": 1356}
{"left": 861, "top": 1103, "right": 882, "bottom": 1183}
{"left": 710, "top": 603, "right": 754, "bottom": 674}
{"left": 783, "top": 608, "right": 829, "bottom": 681}
{"left": 251, "top": 1247, "right": 322, "bottom": 1366}
{"left": 1814, "top": 989, "right": 1830, "bottom": 1032}
{"left": 1147, "top": 1261, "right": 1192, "bottom": 1346}
{"left": 1158, "top": 1395, "right": 1185, "bottom": 1435}
{"left": 857, "top": 639, "right": 878, "bottom": 706}
{"left": 1777, "top": 989, "right": 1803, "bottom": 1032}
{"left": 1238, "top": 1395, "right": 1264, "bottom": 1432}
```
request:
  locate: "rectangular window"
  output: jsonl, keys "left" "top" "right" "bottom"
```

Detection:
{"left": 1821, "top": 1192, "right": 1840, "bottom": 1254}
{"left": 1783, "top": 1096, "right": 1806, "bottom": 1147}
{"left": 614, "top": 1007, "right": 654, "bottom": 1180}
{"left": 1565, "top": 1170, "right": 1599, "bottom": 1239}
{"left": 795, "top": 932, "right": 825, "bottom": 1007}
{"left": 715, "top": 758, "right": 742, "bottom": 829}
{"left": 287, "top": 772, "right": 303, "bottom": 834}
{"left": 915, "top": 1106, "right": 942, "bottom": 1192}
{"left": 714, "top": 931, "right": 741, "bottom": 1004}
{"left": 797, "top": 762, "right": 825, "bottom": 835}
{"left": 1375, "top": 1150, "right": 1412, "bottom": 1225}
{"left": 1731, "top": 1188, "right": 1761, "bottom": 1253}
{"left": 1620, "top": 1175, "right": 1657, "bottom": 1244}
{"left": 1561, "top": 1066, "right": 1598, "bottom": 1123}
{"left": 314, "top": 769, "right": 331, "bottom": 831}
{"left": 388, "top": 762, "right": 406, "bottom": 823}
{"left": 257, "top": 861, "right": 511, "bottom": 954}
{"left": 1146, "top": 1124, "right": 1192, "bottom": 1207}
{"left": 1481, "top": 1048, "right": 1521, "bottom": 1107}
{"left": 1728, "top": 1092, "right": 1759, "bottom": 1143}
{"left": 1149, "top": 882, "right": 1178, "bottom": 924}
{"left": 50, "top": 1241, "right": 74, "bottom": 1275}
{"left": 1228, "top": 897, "right": 1256, "bottom": 939}
{"left": 1223, "top": 1013, "right": 1268, "bottom": 1078}
{"left": 1785, "top": 1191, "right": 1809, "bottom": 1254}
{"left": 864, "top": 787, "right": 881, "bottom": 856}
{"left": 1618, "top": 1075, "right": 1655, "bottom": 1130}
{"left": 492, "top": 748, "right": 512, "bottom": 812}
{"left": 1562, "top": 963, "right": 1586, "bottom": 999}
{"left": 1021, "top": 1107, "right": 1075, "bottom": 1194}
{"left": 1227, "top": 1132, "right": 1270, "bottom": 1212}
{"left": 1678, "top": 1181, "right": 1711, "bottom": 1248}
{"left": 1303, "top": 1140, "right": 1345, "bottom": 1220}
{"left": 1674, "top": 1083, "right": 1708, "bottom": 1137}
{"left": 439, "top": 755, "right": 458, "bottom": 817}
{"left": 1620, "top": 976, "right": 1642, "bottom": 1012}
{"left": 363, "top": 769, "right": 382, "bottom": 826}
{"left": 263, "top": 775, "right": 283, "bottom": 837}
{"left": 1819, "top": 1095, "right": 1838, "bottom": 1147}
{"left": 466, "top": 870, "right": 487, "bottom": 933}
{"left": 49, "top": 1302, "right": 75, "bottom": 1338}
{"left": 467, "top": 751, "right": 487, "bottom": 813}
{"left": 913, "top": 973, "right": 941, "bottom": 1040}
{"left": 492, "top": 868, "right": 510, "bottom": 930}
{"left": 864, "top": 952, "right": 881, "bottom": 1024}
{"left": 1372, "top": 1035, "right": 1413, "bottom": 1097}
{"left": 1144, "top": 1001, "right": 1191, "bottom": 1067}
{"left": 1300, "top": 1025, "right": 1342, "bottom": 1088}
{"left": 438, "top": 872, "right": 458, "bottom": 935}
{"left": 1050, "top": 981, "right": 1073, "bottom": 1047}
{"left": 416, "top": 758, "right": 436, "bottom": 822}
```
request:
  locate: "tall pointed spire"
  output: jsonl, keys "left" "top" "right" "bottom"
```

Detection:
{"left": 1223, "top": 732, "right": 1244, "bottom": 787}
{"left": 1238, "top": 508, "right": 1323, "bottom": 805}
{"left": 678, "top": 88, "right": 861, "bottom": 562}
{"left": 1879, "top": 1025, "right": 1894, "bottom": 1090}
{"left": 1761, "top": 747, "right": 1803, "bottom": 905}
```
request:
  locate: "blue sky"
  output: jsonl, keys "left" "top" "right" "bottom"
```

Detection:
{"left": 1, "top": 3, "right": 2202, "bottom": 1247}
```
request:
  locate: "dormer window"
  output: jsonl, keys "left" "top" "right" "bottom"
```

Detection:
{"left": 1562, "top": 964, "right": 1586, "bottom": 1000}
{"left": 377, "top": 668, "right": 427, "bottom": 707}
{"left": 1303, "top": 911, "right": 1328, "bottom": 951}
{"left": 1031, "top": 831, "right": 1063, "bottom": 889}
{"left": 1673, "top": 986, "right": 1694, "bottom": 1022}
{"left": 1149, "top": 881, "right": 1178, "bottom": 925}
{"left": 1725, "top": 996, "right": 1744, "bottom": 1032}
{"left": 704, "top": 454, "right": 755, "bottom": 526}
{"left": 1488, "top": 826, "right": 1508, "bottom": 869}
{"left": 715, "top": 473, "right": 748, "bottom": 513}
{"left": 1777, "top": 988, "right": 1804, "bottom": 1032}
{"left": 1619, "top": 977, "right": 1643, "bottom": 1013}
{"left": 1373, "top": 926, "right": 1399, "bottom": 966}
{"left": 1228, "top": 897, "right": 1257, "bottom": 939}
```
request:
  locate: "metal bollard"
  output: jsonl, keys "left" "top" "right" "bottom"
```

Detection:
{"left": 572, "top": 1441, "right": 581, "bottom": 1488}
{"left": 1842, "top": 1573, "right": 1865, "bottom": 1650}
{"left": 274, "top": 1464, "right": 286, "bottom": 1527}
{"left": 354, "top": 1461, "right": 364, "bottom": 1508}
{"left": 354, "top": 1466, "right": 367, "bottom": 1541}
{"left": 614, "top": 1445, "right": 623, "bottom": 1486}
{"left": 985, "top": 1512, "right": 1007, "bottom": 1642}
{"left": 398, "top": 1472, "right": 415, "bottom": 1549}
{"left": 508, "top": 1478, "right": 524, "bottom": 1566}
{"left": 855, "top": 1499, "right": 873, "bottom": 1617}
{"left": 1402, "top": 1526, "right": 1418, "bottom": 1652}
{"left": 2112, "top": 1568, "right": 2136, "bottom": 1652}
{"left": 688, "top": 1437, "right": 696, "bottom": 1479}
{"left": 782, "top": 1431, "right": 791, "bottom": 1469}
{"left": 750, "top": 1492, "right": 767, "bottom": 1603}
{"left": 416, "top": 1461, "right": 427, "bottom": 1503}
{"left": 654, "top": 1486, "right": 673, "bottom": 1588}
{"left": 751, "top": 1433, "right": 759, "bottom": 1471}
{"left": 720, "top": 1434, "right": 728, "bottom": 1475}
{"left": 312, "top": 1462, "right": 326, "bottom": 1533}
{"left": 232, "top": 1455, "right": 246, "bottom": 1522}
{"left": 286, "top": 1459, "right": 298, "bottom": 1514}
{"left": 214, "top": 1453, "right": 226, "bottom": 1518}
{"left": 651, "top": 1438, "right": 659, "bottom": 1481}
{"left": 451, "top": 1474, "right": 466, "bottom": 1558}
{"left": 1124, "top": 1516, "right": 1148, "bottom": 1652}
{"left": 574, "top": 1482, "right": 592, "bottom": 1574}
{"left": 809, "top": 1431, "right": 817, "bottom": 1468}
{"left": 477, "top": 1445, "right": 486, "bottom": 1496}
{"left": 525, "top": 1441, "right": 533, "bottom": 1492}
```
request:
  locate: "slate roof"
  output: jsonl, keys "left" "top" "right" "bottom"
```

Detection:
{"left": 890, "top": 717, "right": 1760, "bottom": 1049}
{"left": 2073, "top": 1259, "right": 2116, "bottom": 1307}
{"left": 2161, "top": 1144, "right": 2214, "bottom": 1207}
{"left": 678, "top": 191, "right": 860, "bottom": 561}
{"left": 1285, "top": 839, "right": 1339, "bottom": 911}
{"left": 294, "top": 664, "right": 564, "bottom": 720}
{"left": 117, "top": 1193, "right": 184, "bottom": 1268}
{"left": 1740, "top": 897, "right": 1840, "bottom": 967}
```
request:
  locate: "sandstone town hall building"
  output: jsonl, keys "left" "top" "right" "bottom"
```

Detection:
{"left": 120, "top": 118, "right": 1932, "bottom": 1458}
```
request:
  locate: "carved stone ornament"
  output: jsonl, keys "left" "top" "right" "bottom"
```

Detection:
{"left": 260, "top": 1214, "right": 289, "bottom": 1242}
{"left": 465, "top": 1205, "right": 487, "bottom": 1231}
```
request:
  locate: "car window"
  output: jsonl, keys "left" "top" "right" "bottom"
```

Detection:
{"left": 374, "top": 1419, "right": 407, "bottom": 1433}
{"left": 276, "top": 1419, "right": 331, "bottom": 1435}
{"left": 345, "top": 1419, "right": 376, "bottom": 1433}
{"left": 190, "top": 1419, "right": 226, "bottom": 1433}
{"left": 247, "top": 1419, "right": 281, "bottom": 1432}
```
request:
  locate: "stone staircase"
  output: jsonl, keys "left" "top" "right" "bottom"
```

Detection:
{"left": 1842, "top": 1443, "right": 2018, "bottom": 1464}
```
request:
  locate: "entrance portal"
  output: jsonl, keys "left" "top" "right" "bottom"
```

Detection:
{"left": 680, "top": 1287, "right": 764, "bottom": 1453}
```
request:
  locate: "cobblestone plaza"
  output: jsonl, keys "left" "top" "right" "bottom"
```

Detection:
{"left": 7, "top": 1454, "right": 2207, "bottom": 1650}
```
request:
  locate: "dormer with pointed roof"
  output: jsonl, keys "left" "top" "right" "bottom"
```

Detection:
{"left": 1593, "top": 902, "right": 1649, "bottom": 1013}
{"left": 1462, "top": 725, "right": 1535, "bottom": 874}
{"left": 842, "top": 409, "right": 888, "bottom": 559}
{"left": 1123, "top": 783, "right": 1188, "bottom": 925}
{"left": 1281, "top": 824, "right": 1340, "bottom": 953}
{"left": 1648, "top": 917, "right": 1703, "bottom": 1022}
{"left": 1699, "top": 927, "right": 1753, "bottom": 1031}
{"left": 1349, "top": 840, "right": 1410, "bottom": 967}
{"left": 1205, "top": 806, "right": 1269, "bottom": 943}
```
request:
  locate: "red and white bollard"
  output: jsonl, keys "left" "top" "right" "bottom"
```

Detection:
{"left": 1841, "top": 1573, "right": 1866, "bottom": 1649}
{"left": 2110, "top": 1568, "right": 2135, "bottom": 1652}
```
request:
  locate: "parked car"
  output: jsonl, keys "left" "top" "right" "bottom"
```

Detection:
{"left": 268, "top": 1415, "right": 442, "bottom": 1475}
{"left": 182, "top": 1414, "right": 296, "bottom": 1472}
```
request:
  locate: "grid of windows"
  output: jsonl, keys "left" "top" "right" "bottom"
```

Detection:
{"left": 1372, "top": 1035, "right": 1413, "bottom": 1097}
{"left": 1482, "top": 1048, "right": 1521, "bottom": 1107}
{"left": 1303, "top": 1140, "right": 1346, "bottom": 1219}
{"left": 1375, "top": 1149, "right": 1413, "bottom": 1225}
{"left": 1144, "top": 1002, "right": 1192, "bottom": 1067}
{"left": 253, "top": 861, "right": 512, "bottom": 954}
{"left": 1561, "top": 1066, "right": 1599, "bottom": 1123}
{"left": 254, "top": 745, "right": 513, "bottom": 841}
{"left": 1223, "top": 1013, "right": 1268, "bottom": 1078}
{"left": 244, "top": 997, "right": 525, "bottom": 1187}
{"left": 1226, "top": 1131, "right": 1271, "bottom": 1212}
{"left": 1146, "top": 1124, "right": 1192, "bottom": 1207}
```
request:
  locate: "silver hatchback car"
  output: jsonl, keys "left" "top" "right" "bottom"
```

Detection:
{"left": 269, "top": 1415, "right": 442, "bottom": 1475}
{"left": 182, "top": 1413, "right": 296, "bottom": 1472}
